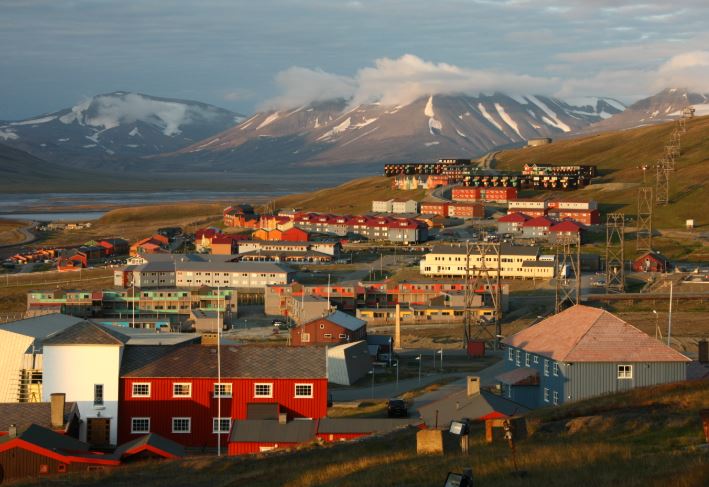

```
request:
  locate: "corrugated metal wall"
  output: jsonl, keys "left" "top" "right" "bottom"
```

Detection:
{"left": 0, "top": 331, "right": 33, "bottom": 402}
{"left": 567, "top": 362, "right": 687, "bottom": 402}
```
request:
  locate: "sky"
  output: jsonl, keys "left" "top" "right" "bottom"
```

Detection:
{"left": 1, "top": 0, "right": 708, "bottom": 119}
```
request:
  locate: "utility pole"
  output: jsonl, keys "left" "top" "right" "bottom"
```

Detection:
{"left": 636, "top": 187, "right": 653, "bottom": 253}
{"left": 554, "top": 234, "right": 581, "bottom": 312}
{"left": 464, "top": 241, "right": 502, "bottom": 350}
{"left": 605, "top": 213, "right": 625, "bottom": 293}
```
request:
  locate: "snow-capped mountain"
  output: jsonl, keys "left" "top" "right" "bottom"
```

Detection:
{"left": 0, "top": 92, "right": 244, "bottom": 167}
{"left": 172, "top": 93, "right": 624, "bottom": 170}
{"left": 588, "top": 89, "right": 709, "bottom": 131}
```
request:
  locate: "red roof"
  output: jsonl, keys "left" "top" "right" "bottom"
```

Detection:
{"left": 503, "top": 305, "right": 690, "bottom": 363}
{"left": 549, "top": 221, "right": 582, "bottom": 232}
{"left": 498, "top": 212, "right": 529, "bottom": 223}
{"left": 523, "top": 216, "right": 554, "bottom": 228}
{"left": 211, "top": 235, "right": 235, "bottom": 244}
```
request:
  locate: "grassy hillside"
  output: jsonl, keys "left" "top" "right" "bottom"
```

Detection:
{"left": 18, "top": 379, "right": 708, "bottom": 487}
{"left": 495, "top": 115, "right": 709, "bottom": 229}
{"left": 272, "top": 176, "right": 427, "bottom": 214}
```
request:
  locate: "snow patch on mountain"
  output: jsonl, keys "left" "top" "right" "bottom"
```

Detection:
{"left": 353, "top": 117, "right": 378, "bottom": 128}
{"left": 494, "top": 103, "right": 523, "bottom": 139}
{"left": 10, "top": 116, "right": 57, "bottom": 126}
{"left": 317, "top": 117, "right": 352, "bottom": 140}
{"left": 256, "top": 112, "right": 280, "bottom": 130}
{"left": 510, "top": 95, "right": 528, "bottom": 105}
{"left": 527, "top": 95, "right": 571, "bottom": 132}
{"left": 129, "top": 127, "right": 141, "bottom": 137}
{"left": 425, "top": 95, "right": 443, "bottom": 135}
{"left": 477, "top": 103, "right": 503, "bottom": 132}
{"left": 0, "top": 129, "right": 18, "bottom": 140}
{"left": 455, "top": 128, "right": 467, "bottom": 138}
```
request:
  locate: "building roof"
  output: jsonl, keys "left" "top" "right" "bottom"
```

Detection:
{"left": 315, "top": 310, "right": 366, "bottom": 331}
{"left": 496, "top": 368, "right": 540, "bottom": 385}
{"left": 121, "top": 344, "right": 327, "bottom": 378}
{"left": 7, "top": 423, "right": 90, "bottom": 453}
{"left": 418, "top": 389, "right": 528, "bottom": 427}
{"left": 550, "top": 221, "right": 583, "bottom": 232}
{"left": 42, "top": 320, "right": 128, "bottom": 346}
{"left": 317, "top": 418, "right": 418, "bottom": 434}
{"left": 428, "top": 244, "right": 538, "bottom": 257}
{"left": 634, "top": 251, "right": 671, "bottom": 264}
{"left": 498, "top": 212, "right": 529, "bottom": 223}
{"left": 0, "top": 401, "right": 79, "bottom": 433}
{"left": 229, "top": 419, "right": 317, "bottom": 443}
{"left": 113, "top": 433, "right": 185, "bottom": 459}
{"left": 521, "top": 261, "right": 555, "bottom": 268}
{"left": 523, "top": 216, "right": 555, "bottom": 228}
{"left": 0, "top": 314, "right": 85, "bottom": 345}
{"left": 503, "top": 305, "right": 691, "bottom": 363}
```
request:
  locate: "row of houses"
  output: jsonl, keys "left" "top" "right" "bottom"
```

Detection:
{"left": 497, "top": 213, "right": 585, "bottom": 242}
{"left": 419, "top": 201, "right": 485, "bottom": 219}
{"left": 26, "top": 287, "right": 237, "bottom": 330}
{"left": 419, "top": 244, "right": 556, "bottom": 279}
{"left": 265, "top": 280, "right": 509, "bottom": 326}
{"left": 291, "top": 213, "right": 428, "bottom": 243}
{"left": 371, "top": 199, "right": 419, "bottom": 214}
{"left": 113, "top": 254, "right": 293, "bottom": 290}
{"left": 451, "top": 186, "right": 518, "bottom": 203}
{"left": 507, "top": 199, "right": 600, "bottom": 225}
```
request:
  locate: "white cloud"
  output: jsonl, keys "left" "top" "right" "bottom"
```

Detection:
{"left": 265, "top": 54, "right": 559, "bottom": 109}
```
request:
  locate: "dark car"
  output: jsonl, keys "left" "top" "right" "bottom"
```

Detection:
{"left": 387, "top": 399, "right": 408, "bottom": 418}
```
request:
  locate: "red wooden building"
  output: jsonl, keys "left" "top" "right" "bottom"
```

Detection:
{"left": 633, "top": 251, "right": 671, "bottom": 273}
{"left": 290, "top": 310, "right": 367, "bottom": 347}
{"left": 118, "top": 344, "right": 328, "bottom": 449}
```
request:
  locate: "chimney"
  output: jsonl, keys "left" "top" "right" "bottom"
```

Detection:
{"left": 466, "top": 376, "right": 480, "bottom": 397}
{"left": 394, "top": 303, "right": 401, "bottom": 350}
{"left": 9, "top": 424, "right": 17, "bottom": 438}
{"left": 50, "top": 393, "right": 66, "bottom": 429}
{"left": 278, "top": 413, "right": 288, "bottom": 425}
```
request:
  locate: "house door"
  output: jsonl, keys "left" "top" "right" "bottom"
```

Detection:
{"left": 87, "top": 418, "right": 110, "bottom": 446}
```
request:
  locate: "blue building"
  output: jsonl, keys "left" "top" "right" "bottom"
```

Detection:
{"left": 497, "top": 305, "right": 690, "bottom": 409}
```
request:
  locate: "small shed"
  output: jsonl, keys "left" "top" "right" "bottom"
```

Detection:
{"left": 227, "top": 419, "right": 317, "bottom": 455}
{"left": 327, "top": 340, "right": 372, "bottom": 385}
{"left": 632, "top": 251, "right": 671, "bottom": 273}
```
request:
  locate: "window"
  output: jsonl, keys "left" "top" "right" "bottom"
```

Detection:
{"left": 132, "top": 383, "right": 151, "bottom": 398}
{"left": 214, "top": 383, "right": 232, "bottom": 398}
{"left": 295, "top": 383, "right": 313, "bottom": 398}
{"left": 254, "top": 383, "right": 273, "bottom": 398}
{"left": 212, "top": 417, "right": 231, "bottom": 434}
{"left": 301, "top": 332, "right": 310, "bottom": 343}
{"left": 543, "top": 388, "right": 550, "bottom": 403}
{"left": 544, "top": 360, "right": 549, "bottom": 377}
{"left": 515, "top": 350, "right": 521, "bottom": 366}
{"left": 338, "top": 333, "right": 347, "bottom": 339}
{"left": 323, "top": 333, "right": 332, "bottom": 338}
{"left": 320, "top": 323, "right": 325, "bottom": 329}
{"left": 173, "top": 383, "right": 192, "bottom": 397}
{"left": 553, "top": 362, "right": 559, "bottom": 376}
{"left": 172, "top": 417, "right": 191, "bottom": 433}
{"left": 534, "top": 356, "right": 539, "bottom": 364}
{"left": 94, "top": 384, "right": 104, "bottom": 406}
{"left": 131, "top": 417, "right": 150, "bottom": 434}
{"left": 525, "top": 353, "right": 530, "bottom": 367}
{"left": 617, "top": 365, "right": 633, "bottom": 379}
{"left": 508, "top": 348, "right": 513, "bottom": 361}
{"left": 553, "top": 391, "right": 559, "bottom": 405}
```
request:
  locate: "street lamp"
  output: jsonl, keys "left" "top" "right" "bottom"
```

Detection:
{"left": 371, "top": 367, "right": 375, "bottom": 399}
{"left": 652, "top": 310, "right": 659, "bottom": 340}
{"left": 437, "top": 349, "right": 444, "bottom": 371}
{"left": 393, "top": 360, "right": 399, "bottom": 392}
{"left": 416, "top": 354, "right": 422, "bottom": 384}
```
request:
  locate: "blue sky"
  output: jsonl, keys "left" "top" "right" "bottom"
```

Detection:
{"left": 1, "top": 0, "right": 708, "bottom": 119}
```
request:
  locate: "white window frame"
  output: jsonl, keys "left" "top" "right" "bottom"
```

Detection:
{"left": 212, "top": 417, "right": 232, "bottom": 434}
{"left": 172, "top": 417, "right": 191, "bottom": 433}
{"left": 172, "top": 382, "right": 192, "bottom": 398}
{"left": 131, "top": 417, "right": 150, "bottom": 434}
{"left": 254, "top": 383, "right": 273, "bottom": 398}
{"left": 515, "top": 350, "right": 521, "bottom": 367}
{"left": 544, "top": 359, "right": 549, "bottom": 377}
{"left": 294, "top": 383, "right": 313, "bottom": 398}
{"left": 213, "top": 383, "right": 232, "bottom": 398}
{"left": 525, "top": 353, "right": 530, "bottom": 367}
{"left": 617, "top": 364, "right": 633, "bottom": 380}
{"left": 553, "top": 362, "right": 559, "bottom": 376}
{"left": 508, "top": 348, "right": 513, "bottom": 361}
{"left": 543, "top": 388, "right": 550, "bottom": 403}
{"left": 552, "top": 391, "right": 559, "bottom": 405}
{"left": 533, "top": 356, "right": 539, "bottom": 364}
{"left": 131, "top": 383, "right": 151, "bottom": 398}
{"left": 301, "top": 332, "right": 310, "bottom": 343}
{"left": 338, "top": 333, "right": 347, "bottom": 339}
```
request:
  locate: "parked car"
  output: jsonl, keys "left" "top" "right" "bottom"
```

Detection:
{"left": 387, "top": 399, "right": 408, "bottom": 418}
{"left": 272, "top": 319, "right": 286, "bottom": 327}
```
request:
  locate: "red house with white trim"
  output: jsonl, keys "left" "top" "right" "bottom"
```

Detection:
{"left": 118, "top": 344, "right": 328, "bottom": 450}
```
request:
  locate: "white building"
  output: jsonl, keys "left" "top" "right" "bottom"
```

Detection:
{"left": 42, "top": 321, "right": 126, "bottom": 446}
{"left": 391, "top": 199, "right": 419, "bottom": 214}
{"left": 0, "top": 314, "right": 84, "bottom": 403}
{"left": 372, "top": 199, "right": 394, "bottom": 213}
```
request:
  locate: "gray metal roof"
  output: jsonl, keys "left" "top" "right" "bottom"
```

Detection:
{"left": 176, "top": 260, "right": 294, "bottom": 273}
{"left": 113, "top": 433, "right": 185, "bottom": 459}
{"left": 312, "top": 310, "right": 366, "bottom": 331}
{"left": 0, "top": 313, "right": 85, "bottom": 340}
{"left": 42, "top": 320, "right": 128, "bottom": 346}
{"left": 0, "top": 401, "right": 79, "bottom": 433}
{"left": 317, "top": 418, "right": 418, "bottom": 434}
{"left": 121, "top": 344, "right": 327, "bottom": 378}
{"left": 429, "top": 243, "right": 538, "bottom": 256}
{"left": 418, "top": 389, "right": 528, "bottom": 428}
{"left": 229, "top": 419, "right": 316, "bottom": 443}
